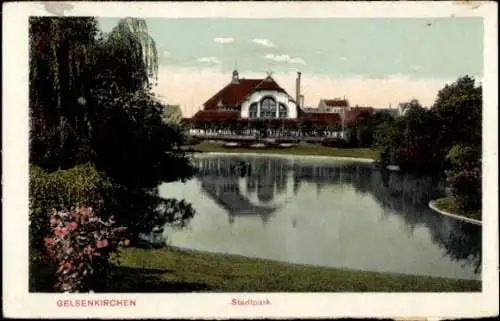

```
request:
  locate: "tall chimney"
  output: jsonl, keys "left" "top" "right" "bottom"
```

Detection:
{"left": 296, "top": 72, "right": 301, "bottom": 108}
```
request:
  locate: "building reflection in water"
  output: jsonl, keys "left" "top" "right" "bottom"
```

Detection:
{"left": 192, "top": 155, "right": 481, "bottom": 275}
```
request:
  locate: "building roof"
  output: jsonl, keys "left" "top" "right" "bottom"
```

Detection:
{"left": 343, "top": 107, "right": 374, "bottom": 124}
{"left": 302, "top": 112, "right": 342, "bottom": 125}
{"left": 190, "top": 110, "right": 241, "bottom": 123}
{"left": 253, "top": 77, "right": 287, "bottom": 93}
{"left": 322, "top": 99, "right": 349, "bottom": 107}
{"left": 202, "top": 76, "right": 287, "bottom": 110}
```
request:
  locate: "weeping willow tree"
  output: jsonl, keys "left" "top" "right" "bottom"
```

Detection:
{"left": 94, "top": 17, "right": 159, "bottom": 93}
{"left": 29, "top": 17, "right": 99, "bottom": 169}
{"left": 29, "top": 17, "right": 162, "bottom": 169}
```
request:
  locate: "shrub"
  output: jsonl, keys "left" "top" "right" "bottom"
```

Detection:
{"left": 30, "top": 163, "right": 112, "bottom": 218}
{"left": 321, "top": 138, "right": 345, "bottom": 148}
{"left": 182, "top": 134, "right": 201, "bottom": 146}
{"left": 29, "top": 163, "right": 112, "bottom": 291}
{"left": 44, "top": 207, "right": 129, "bottom": 292}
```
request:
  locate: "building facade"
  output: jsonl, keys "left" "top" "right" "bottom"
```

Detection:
{"left": 191, "top": 70, "right": 300, "bottom": 123}
{"left": 187, "top": 70, "right": 372, "bottom": 137}
{"left": 317, "top": 99, "right": 350, "bottom": 113}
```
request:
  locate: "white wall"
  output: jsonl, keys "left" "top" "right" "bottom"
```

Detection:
{"left": 240, "top": 90, "right": 298, "bottom": 119}
{"left": 318, "top": 100, "right": 345, "bottom": 114}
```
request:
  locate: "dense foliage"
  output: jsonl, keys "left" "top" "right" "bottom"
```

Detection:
{"left": 446, "top": 145, "right": 482, "bottom": 211}
{"left": 373, "top": 76, "right": 482, "bottom": 212}
{"left": 346, "top": 111, "right": 395, "bottom": 148}
{"left": 29, "top": 164, "right": 111, "bottom": 262}
{"left": 29, "top": 17, "right": 196, "bottom": 292}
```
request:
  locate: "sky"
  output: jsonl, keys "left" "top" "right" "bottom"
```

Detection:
{"left": 98, "top": 17, "right": 483, "bottom": 117}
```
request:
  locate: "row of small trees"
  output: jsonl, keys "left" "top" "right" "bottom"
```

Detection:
{"left": 29, "top": 17, "right": 195, "bottom": 292}
{"left": 369, "top": 76, "right": 481, "bottom": 212}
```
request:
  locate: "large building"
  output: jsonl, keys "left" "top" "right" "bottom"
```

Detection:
{"left": 187, "top": 70, "right": 376, "bottom": 133}
{"left": 189, "top": 70, "right": 342, "bottom": 127}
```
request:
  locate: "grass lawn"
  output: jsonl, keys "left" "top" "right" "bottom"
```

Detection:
{"left": 184, "top": 142, "right": 380, "bottom": 160}
{"left": 107, "top": 247, "right": 481, "bottom": 292}
{"left": 433, "top": 197, "right": 482, "bottom": 221}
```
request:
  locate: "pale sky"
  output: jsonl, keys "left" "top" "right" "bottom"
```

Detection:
{"left": 98, "top": 17, "right": 483, "bottom": 117}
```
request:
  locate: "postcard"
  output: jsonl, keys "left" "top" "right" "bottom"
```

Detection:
{"left": 2, "top": 1, "right": 498, "bottom": 319}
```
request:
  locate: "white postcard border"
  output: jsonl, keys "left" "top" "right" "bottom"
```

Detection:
{"left": 2, "top": 1, "right": 498, "bottom": 319}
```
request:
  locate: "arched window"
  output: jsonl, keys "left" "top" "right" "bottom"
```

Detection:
{"left": 260, "top": 97, "right": 277, "bottom": 118}
{"left": 249, "top": 103, "right": 258, "bottom": 119}
{"left": 279, "top": 103, "right": 288, "bottom": 118}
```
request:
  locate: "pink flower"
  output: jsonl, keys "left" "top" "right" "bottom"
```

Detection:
{"left": 61, "top": 283, "right": 72, "bottom": 291}
{"left": 44, "top": 238, "right": 55, "bottom": 248}
{"left": 96, "top": 239, "right": 109, "bottom": 249}
{"left": 67, "top": 222, "right": 78, "bottom": 231}
{"left": 53, "top": 227, "right": 68, "bottom": 237}
{"left": 123, "top": 239, "right": 130, "bottom": 246}
{"left": 83, "top": 245, "right": 92, "bottom": 254}
{"left": 50, "top": 216, "right": 61, "bottom": 226}
{"left": 57, "top": 262, "right": 72, "bottom": 274}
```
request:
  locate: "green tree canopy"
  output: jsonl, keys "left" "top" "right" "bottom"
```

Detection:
{"left": 432, "top": 75, "right": 482, "bottom": 148}
{"left": 163, "top": 104, "right": 183, "bottom": 124}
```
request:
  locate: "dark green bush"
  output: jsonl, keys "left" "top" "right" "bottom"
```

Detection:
{"left": 321, "top": 138, "right": 346, "bottom": 148}
{"left": 182, "top": 134, "right": 201, "bottom": 146}
{"left": 446, "top": 145, "right": 482, "bottom": 211}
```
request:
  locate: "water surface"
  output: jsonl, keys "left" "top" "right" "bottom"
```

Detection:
{"left": 159, "top": 154, "right": 481, "bottom": 280}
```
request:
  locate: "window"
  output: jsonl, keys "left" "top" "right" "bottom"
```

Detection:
{"left": 249, "top": 103, "right": 258, "bottom": 119}
{"left": 279, "top": 103, "right": 288, "bottom": 118}
{"left": 260, "top": 97, "right": 277, "bottom": 118}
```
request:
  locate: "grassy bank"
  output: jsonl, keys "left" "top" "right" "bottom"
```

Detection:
{"left": 433, "top": 197, "right": 482, "bottom": 221}
{"left": 184, "top": 142, "right": 379, "bottom": 160}
{"left": 108, "top": 247, "right": 480, "bottom": 292}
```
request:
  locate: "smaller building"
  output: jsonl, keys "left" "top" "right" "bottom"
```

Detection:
{"left": 342, "top": 106, "right": 374, "bottom": 124}
{"left": 317, "top": 98, "right": 350, "bottom": 113}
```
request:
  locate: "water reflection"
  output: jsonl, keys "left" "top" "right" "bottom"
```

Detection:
{"left": 161, "top": 155, "right": 481, "bottom": 279}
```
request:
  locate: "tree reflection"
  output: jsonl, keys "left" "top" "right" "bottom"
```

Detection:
{"left": 444, "top": 223, "right": 482, "bottom": 273}
{"left": 193, "top": 155, "right": 481, "bottom": 275}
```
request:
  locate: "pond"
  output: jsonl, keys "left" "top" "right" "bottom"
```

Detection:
{"left": 158, "top": 154, "right": 481, "bottom": 280}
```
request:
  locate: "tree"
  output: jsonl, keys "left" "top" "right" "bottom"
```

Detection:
{"left": 374, "top": 100, "right": 442, "bottom": 172}
{"left": 375, "top": 75, "right": 482, "bottom": 180}
{"left": 163, "top": 104, "right": 183, "bottom": 124}
{"left": 432, "top": 76, "right": 482, "bottom": 149}
{"left": 433, "top": 76, "right": 482, "bottom": 210}
{"left": 29, "top": 17, "right": 100, "bottom": 169}
{"left": 94, "top": 17, "right": 158, "bottom": 92}
{"left": 347, "top": 111, "right": 393, "bottom": 148}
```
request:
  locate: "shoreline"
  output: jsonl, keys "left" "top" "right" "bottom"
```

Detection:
{"left": 163, "top": 245, "right": 480, "bottom": 281}
{"left": 189, "top": 151, "right": 376, "bottom": 163}
{"left": 116, "top": 246, "right": 481, "bottom": 292}
{"left": 429, "top": 198, "right": 482, "bottom": 226}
